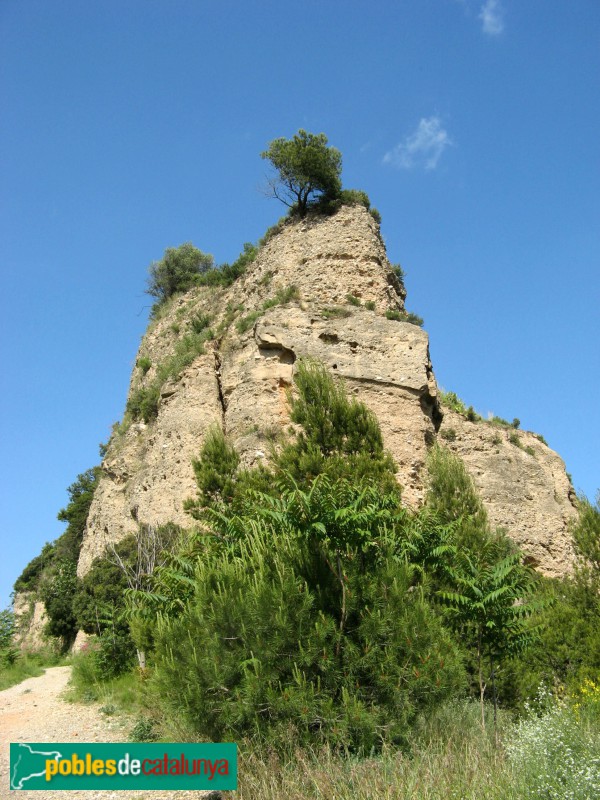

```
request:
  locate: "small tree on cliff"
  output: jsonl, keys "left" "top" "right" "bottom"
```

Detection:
{"left": 146, "top": 243, "right": 214, "bottom": 305}
{"left": 261, "top": 130, "right": 342, "bottom": 217}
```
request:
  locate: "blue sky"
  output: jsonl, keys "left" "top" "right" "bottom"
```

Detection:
{"left": 1, "top": 0, "right": 598, "bottom": 608}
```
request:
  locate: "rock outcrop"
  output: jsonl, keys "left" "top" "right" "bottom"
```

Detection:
{"left": 77, "top": 205, "right": 576, "bottom": 578}
{"left": 13, "top": 592, "right": 48, "bottom": 651}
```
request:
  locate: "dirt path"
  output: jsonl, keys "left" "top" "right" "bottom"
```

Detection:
{"left": 0, "top": 667, "right": 221, "bottom": 799}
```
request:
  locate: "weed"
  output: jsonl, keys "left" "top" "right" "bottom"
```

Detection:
{"left": 321, "top": 306, "right": 352, "bottom": 319}
{"left": 136, "top": 356, "right": 152, "bottom": 375}
{"left": 365, "top": 300, "right": 376, "bottom": 311}
{"left": 385, "top": 309, "right": 424, "bottom": 326}
{"left": 346, "top": 294, "right": 361, "bottom": 307}
{"left": 441, "top": 428, "right": 457, "bottom": 442}
{"left": 129, "top": 716, "right": 158, "bottom": 742}
{"left": 190, "top": 312, "right": 211, "bottom": 334}
{"left": 236, "top": 311, "right": 262, "bottom": 334}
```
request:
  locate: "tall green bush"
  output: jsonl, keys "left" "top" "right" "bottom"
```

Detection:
{"left": 153, "top": 480, "right": 464, "bottom": 751}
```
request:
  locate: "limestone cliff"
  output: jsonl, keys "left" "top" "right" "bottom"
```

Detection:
{"left": 77, "top": 205, "right": 576, "bottom": 578}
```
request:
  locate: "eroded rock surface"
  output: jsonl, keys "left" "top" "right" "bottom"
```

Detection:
{"left": 77, "top": 205, "right": 575, "bottom": 578}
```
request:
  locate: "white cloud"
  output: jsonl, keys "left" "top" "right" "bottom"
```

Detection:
{"left": 383, "top": 117, "right": 452, "bottom": 171}
{"left": 479, "top": 0, "right": 504, "bottom": 35}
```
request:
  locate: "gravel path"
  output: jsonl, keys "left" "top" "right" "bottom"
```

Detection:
{"left": 1, "top": 666, "right": 223, "bottom": 799}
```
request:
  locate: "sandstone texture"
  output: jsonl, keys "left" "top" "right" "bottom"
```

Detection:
{"left": 77, "top": 205, "right": 576, "bottom": 579}
{"left": 438, "top": 410, "right": 576, "bottom": 578}
{"left": 13, "top": 592, "right": 48, "bottom": 650}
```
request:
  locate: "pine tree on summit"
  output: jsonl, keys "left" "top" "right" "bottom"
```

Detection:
{"left": 261, "top": 129, "right": 342, "bottom": 217}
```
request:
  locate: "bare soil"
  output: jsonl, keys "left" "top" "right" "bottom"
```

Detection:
{"left": 0, "top": 666, "right": 221, "bottom": 799}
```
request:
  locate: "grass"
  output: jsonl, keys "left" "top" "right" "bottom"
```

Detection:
{"left": 321, "top": 306, "right": 352, "bottom": 319}
{"left": 232, "top": 697, "right": 600, "bottom": 799}
{"left": 0, "top": 649, "right": 64, "bottom": 691}
{"left": 126, "top": 329, "right": 213, "bottom": 422}
{"left": 237, "top": 285, "right": 301, "bottom": 334}
{"left": 385, "top": 309, "right": 424, "bottom": 326}
{"left": 67, "top": 653, "right": 144, "bottom": 714}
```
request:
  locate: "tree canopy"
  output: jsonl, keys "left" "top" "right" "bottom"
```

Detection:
{"left": 261, "top": 130, "right": 342, "bottom": 217}
{"left": 146, "top": 243, "right": 214, "bottom": 305}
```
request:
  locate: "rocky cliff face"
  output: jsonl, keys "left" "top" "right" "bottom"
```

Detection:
{"left": 77, "top": 205, "right": 576, "bottom": 578}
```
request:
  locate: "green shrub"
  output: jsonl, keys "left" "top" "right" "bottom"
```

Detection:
{"left": 340, "top": 188, "right": 371, "bottom": 209}
{"left": 391, "top": 263, "right": 405, "bottom": 289}
{"left": 275, "top": 360, "right": 398, "bottom": 490}
{"left": 185, "top": 425, "right": 240, "bottom": 513}
{"left": 236, "top": 310, "right": 263, "bottom": 334}
{"left": 364, "top": 300, "right": 376, "bottom": 311}
{"left": 321, "top": 306, "right": 352, "bottom": 319}
{"left": 465, "top": 405, "right": 478, "bottom": 422}
{"left": 262, "top": 285, "right": 300, "bottom": 310}
{"left": 441, "top": 428, "right": 457, "bottom": 442}
{"left": 346, "top": 294, "right": 361, "bottom": 306}
{"left": 13, "top": 542, "right": 56, "bottom": 593}
{"left": 129, "top": 717, "right": 158, "bottom": 742}
{"left": 369, "top": 207, "right": 382, "bottom": 224}
{"left": 126, "top": 383, "right": 161, "bottom": 423}
{"left": 509, "top": 432, "right": 521, "bottom": 447}
{"left": 258, "top": 217, "right": 289, "bottom": 248}
{"left": 385, "top": 309, "right": 423, "bottom": 326}
{"left": 38, "top": 559, "right": 79, "bottom": 648}
{"left": 439, "top": 390, "right": 468, "bottom": 415}
{"left": 136, "top": 356, "right": 152, "bottom": 375}
{"left": 153, "top": 483, "right": 464, "bottom": 751}
{"left": 127, "top": 332, "right": 209, "bottom": 422}
{"left": 147, "top": 243, "right": 214, "bottom": 306}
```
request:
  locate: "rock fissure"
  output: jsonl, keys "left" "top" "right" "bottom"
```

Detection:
{"left": 213, "top": 348, "right": 227, "bottom": 433}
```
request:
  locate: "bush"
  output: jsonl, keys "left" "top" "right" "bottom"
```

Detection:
{"left": 136, "top": 356, "right": 152, "bottom": 375}
{"left": 385, "top": 309, "right": 423, "bottom": 326}
{"left": 38, "top": 559, "right": 79, "bottom": 648}
{"left": 506, "top": 691, "right": 600, "bottom": 799}
{"left": 72, "top": 630, "right": 136, "bottom": 687}
{"left": 147, "top": 243, "right": 214, "bottom": 305}
{"left": 190, "top": 312, "right": 211, "bottom": 334}
{"left": 126, "top": 331, "right": 210, "bottom": 422}
{"left": 153, "top": 485, "right": 464, "bottom": 751}
{"left": 321, "top": 306, "right": 352, "bottom": 319}
{"left": 439, "top": 390, "right": 468, "bottom": 415}
{"left": 126, "top": 383, "right": 161, "bottom": 423}
{"left": 440, "top": 428, "right": 457, "bottom": 442}
{"left": 369, "top": 207, "right": 382, "bottom": 224}
{"left": 236, "top": 310, "right": 262, "bottom": 334}
{"left": 346, "top": 294, "right": 361, "bottom": 307}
